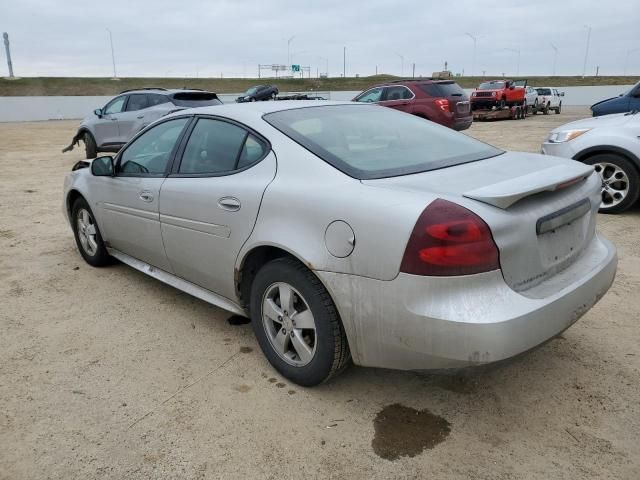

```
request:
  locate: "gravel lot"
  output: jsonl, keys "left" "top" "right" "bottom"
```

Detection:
{"left": 1, "top": 107, "right": 638, "bottom": 479}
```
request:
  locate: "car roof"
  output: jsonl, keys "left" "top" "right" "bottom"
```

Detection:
{"left": 119, "top": 88, "right": 212, "bottom": 95}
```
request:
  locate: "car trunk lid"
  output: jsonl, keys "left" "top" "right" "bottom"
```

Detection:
{"left": 362, "top": 152, "right": 600, "bottom": 292}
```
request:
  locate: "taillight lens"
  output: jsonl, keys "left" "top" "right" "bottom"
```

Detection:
{"left": 400, "top": 199, "right": 500, "bottom": 276}
{"left": 434, "top": 98, "right": 450, "bottom": 112}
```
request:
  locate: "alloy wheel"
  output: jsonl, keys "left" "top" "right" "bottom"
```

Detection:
{"left": 261, "top": 282, "right": 317, "bottom": 367}
{"left": 77, "top": 208, "right": 98, "bottom": 256}
{"left": 594, "top": 162, "right": 630, "bottom": 209}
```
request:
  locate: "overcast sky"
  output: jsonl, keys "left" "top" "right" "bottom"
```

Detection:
{"left": 2, "top": 0, "right": 639, "bottom": 78}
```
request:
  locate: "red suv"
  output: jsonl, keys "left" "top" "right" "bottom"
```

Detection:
{"left": 352, "top": 79, "right": 472, "bottom": 131}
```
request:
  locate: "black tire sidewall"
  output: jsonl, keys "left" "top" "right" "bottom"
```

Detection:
{"left": 84, "top": 132, "right": 97, "bottom": 159}
{"left": 71, "top": 197, "right": 111, "bottom": 266}
{"left": 584, "top": 154, "right": 640, "bottom": 213}
{"left": 250, "top": 259, "right": 341, "bottom": 386}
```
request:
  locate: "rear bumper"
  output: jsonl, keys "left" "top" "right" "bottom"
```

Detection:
{"left": 453, "top": 115, "right": 473, "bottom": 131}
{"left": 317, "top": 235, "right": 616, "bottom": 371}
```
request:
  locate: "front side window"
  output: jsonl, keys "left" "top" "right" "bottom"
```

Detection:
{"left": 354, "top": 87, "right": 384, "bottom": 103}
{"left": 104, "top": 96, "right": 126, "bottom": 115}
{"left": 126, "top": 94, "right": 149, "bottom": 111}
{"left": 179, "top": 118, "right": 260, "bottom": 174}
{"left": 264, "top": 105, "right": 502, "bottom": 180}
{"left": 536, "top": 88, "right": 552, "bottom": 95}
{"left": 119, "top": 118, "right": 189, "bottom": 175}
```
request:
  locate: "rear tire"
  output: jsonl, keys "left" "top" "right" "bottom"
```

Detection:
{"left": 250, "top": 257, "right": 351, "bottom": 386}
{"left": 533, "top": 99, "right": 538, "bottom": 114}
{"left": 71, "top": 197, "right": 111, "bottom": 266}
{"left": 584, "top": 154, "right": 640, "bottom": 214}
{"left": 271, "top": 92, "right": 277, "bottom": 100}
{"left": 83, "top": 132, "right": 97, "bottom": 159}
{"left": 499, "top": 98, "right": 506, "bottom": 109}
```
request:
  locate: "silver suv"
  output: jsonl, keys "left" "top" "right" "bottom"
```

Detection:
{"left": 63, "top": 88, "right": 222, "bottom": 158}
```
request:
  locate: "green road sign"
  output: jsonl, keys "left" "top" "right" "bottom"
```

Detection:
{"left": 291, "top": 64, "right": 301, "bottom": 72}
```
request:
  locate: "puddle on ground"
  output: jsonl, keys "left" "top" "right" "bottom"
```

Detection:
{"left": 227, "top": 315, "right": 251, "bottom": 325}
{"left": 372, "top": 403, "right": 451, "bottom": 461}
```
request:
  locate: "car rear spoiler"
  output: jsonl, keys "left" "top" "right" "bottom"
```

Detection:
{"left": 463, "top": 163, "right": 594, "bottom": 209}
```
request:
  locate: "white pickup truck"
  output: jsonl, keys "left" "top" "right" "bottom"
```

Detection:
{"left": 534, "top": 87, "right": 564, "bottom": 114}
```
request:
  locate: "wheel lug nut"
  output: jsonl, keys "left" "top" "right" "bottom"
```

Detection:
{"left": 290, "top": 331, "right": 294, "bottom": 337}
{"left": 278, "top": 315, "right": 282, "bottom": 321}
{"left": 281, "top": 328, "right": 286, "bottom": 334}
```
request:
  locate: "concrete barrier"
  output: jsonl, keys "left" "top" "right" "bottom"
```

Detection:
{"left": 0, "top": 85, "right": 633, "bottom": 122}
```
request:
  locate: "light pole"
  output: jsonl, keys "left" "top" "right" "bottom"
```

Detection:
{"left": 582, "top": 25, "right": 591, "bottom": 78}
{"left": 551, "top": 43, "right": 558, "bottom": 76}
{"left": 287, "top": 36, "right": 295, "bottom": 68}
{"left": 343, "top": 46, "right": 346, "bottom": 78}
{"left": 106, "top": 28, "right": 117, "bottom": 78}
{"left": 465, "top": 33, "right": 477, "bottom": 77}
{"left": 624, "top": 48, "right": 640, "bottom": 75}
{"left": 504, "top": 48, "right": 520, "bottom": 76}
{"left": 396, "top": 53, "right": 404, "bottom": 77}
{"left": 3, "top": 32, "right": 14, "bottom": 78}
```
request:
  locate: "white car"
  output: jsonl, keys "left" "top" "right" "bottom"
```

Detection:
{"left": 525, "top": 86, "right": 540, "bottom": 112}
{"left": 541, "top": 111, "right": 640, "bottom": 212}
{"left": 535, "top": 87, "right": 563, "bottom": 114}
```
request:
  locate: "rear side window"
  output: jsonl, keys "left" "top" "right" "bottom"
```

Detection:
{"left": 126, "top": 94, "right": 149, "bottom": 111}
{"left": 147, "top": 94, "right": 170, "bottom": 107}
{"left": 419, "top": 82, "right": 465, "bottom": 97}
{"left": 170, "top": 92, "right": 222, "bottom": 107}
{"left": 264, "top": 105, "right": 502, "bottom": 180}
{"left": 178, "top": 118, "right": 267, "bottom": 175}
{"left": 385, "top": 86, "right": 413, "bottom": 100}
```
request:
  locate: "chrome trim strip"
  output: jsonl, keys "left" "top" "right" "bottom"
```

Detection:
{"left": 159, "top": 213, "right": 231, "bottom": 238}
{"left": 107, "top": 248, "right": 245, "bottom": 315}
{"left": 103, "top": 202, "right": 158, "bottom": 221}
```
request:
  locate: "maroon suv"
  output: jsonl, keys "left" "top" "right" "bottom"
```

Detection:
{"left": 352, "top": 79, "right": 472, "bottom": 130}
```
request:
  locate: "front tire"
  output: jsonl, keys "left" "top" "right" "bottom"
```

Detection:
{"left": 584, "top": 154, "right": 640, "bottom": 213}
{"left": 543, "top": 103, "right": 550, "bottom": 115}
{"left": 556, "top": 102, "right": 562, "bottom": 114}
{"left": 250, "top": 257, "right": 350, "bottom": 386}
{"left": 83, "top": 132, "right": 97, "bottom": 159}
{"left": 71, "top": 197, "right": 111, "bottom": 266}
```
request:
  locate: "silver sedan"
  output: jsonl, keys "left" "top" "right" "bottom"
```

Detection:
{"left": 63, "top": 101, "right": 617, "bottom": 386}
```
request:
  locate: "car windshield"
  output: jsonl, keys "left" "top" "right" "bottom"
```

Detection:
{"left": 623, "top": 81, "right": 640, "bottom": 95}
{"left": 536, "top": 88, "right": 552, "bottom": 95}
{"left": 478, "top": 81, "right": 505, "bottom": 90}
{"left": 245, "top": 87, "right": 259, "bottom": 95}
{"left": 264, "top": 105, "right": 502, "bottom": 179}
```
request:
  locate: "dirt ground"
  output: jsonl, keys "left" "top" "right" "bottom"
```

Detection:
{"left": 1, "top": 107, "right": 639, "bottom": 479}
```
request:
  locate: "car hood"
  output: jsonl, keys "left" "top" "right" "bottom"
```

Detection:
{"left": 549, "top": 112, "right": 633, "bottom": 133}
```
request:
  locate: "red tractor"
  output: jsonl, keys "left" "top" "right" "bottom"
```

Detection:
{"left": 470, "top": 79, "right": 527, "bottom": 110}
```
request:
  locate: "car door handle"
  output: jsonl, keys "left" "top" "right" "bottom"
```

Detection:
{"left": 137, "top": 115, "right": 144, "bottom": 119}
{"left": 218, "top": 197, "right": 241, "bottom": 211}
{"left": 139, "top": 191, "right": 154, "bottom": 202}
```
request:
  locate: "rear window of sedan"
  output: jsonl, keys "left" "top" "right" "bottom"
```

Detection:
{"left": 263, "top": 105, "right": 502, "bottom": 179}
{"left": 170, "top": 92, "right": 222, "bottom": 107}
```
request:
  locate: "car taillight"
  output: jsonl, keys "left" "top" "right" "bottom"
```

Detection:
{"left": 434, "top": 98, "right": 450, "bottom": 112}
{"left": 400, "top": 199, "right": 500, "bottom": 276}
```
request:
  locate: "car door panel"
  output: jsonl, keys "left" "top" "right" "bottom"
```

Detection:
{"left": 90, "top": 117, "right": 191, "bottom": 271}
{"left": 95, "top": 96, "right": 127, "bottom": 146}
{"left": 97, "top": 176, "right": 173, "bottom": 271}
{"left": 160, "top": 153, "right": 277, "bottom": 299}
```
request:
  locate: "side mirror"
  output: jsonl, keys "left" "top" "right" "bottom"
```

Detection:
{"left": 560, "top": 92, "right": 565, "bottom": 97}
{"left": 91, "top": 156, "right": 114, "bottom": 176}
{"left": 94, "top": 108, "right": 103, "bottom": 118}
